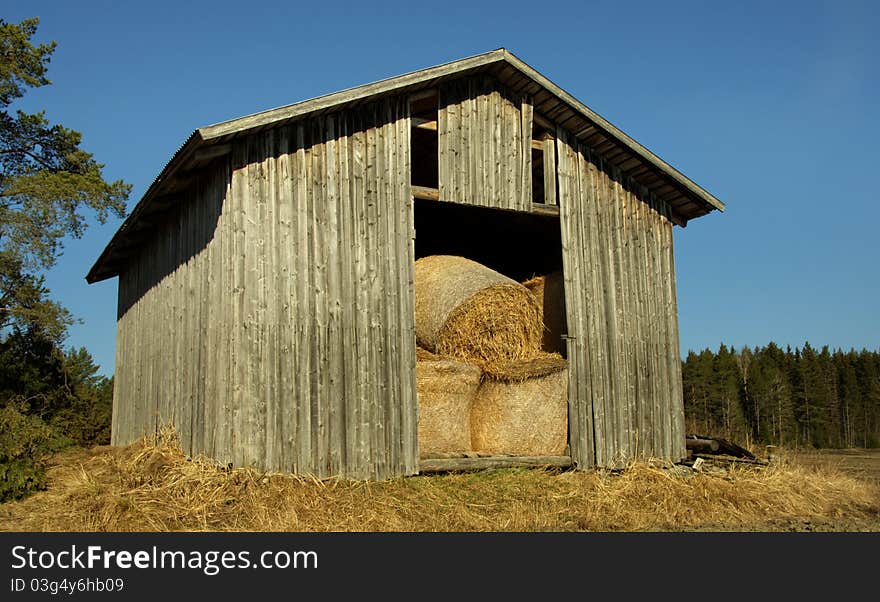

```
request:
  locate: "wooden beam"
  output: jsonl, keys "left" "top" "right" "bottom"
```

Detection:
{"left": 418, "top": 455, "right": 572, "bottom": 473}
{"left": 685, "top": 437, "right": 720, "bottom": 453}
{"left": 542, "top": 134, "right": 557, "bottom": 206}
{"left": 412, "top": 116, "right": 438, "bottom": 131}
{"left": 192, "top": 143, "right": 231, "bottom": 163}
{"left": 409, "top": 88, "right": 438, "bottom": 103}
{"left": 532, "top": 203, "right": 560, "bottom": 217}
{"left": 411, "top": 185, "right": 440, "bottom": 201}
{"left": 533, "top": 112, "right": 554, "bottom": 131}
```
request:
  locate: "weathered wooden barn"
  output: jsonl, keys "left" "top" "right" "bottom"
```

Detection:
{"left": 87, "top": 49, "right": 724, "bottom": 479}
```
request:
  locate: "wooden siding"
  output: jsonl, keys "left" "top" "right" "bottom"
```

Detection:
{"left": 557, "top": 130, "right": 686, "bottom": 468}
{"left": 112, "top": 97, "right": 417, "bottom": 479}
{"left": 437, "top": 77, "right": 533, "bottom": 211}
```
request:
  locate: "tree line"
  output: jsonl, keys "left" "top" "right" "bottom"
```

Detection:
{"left": 682, "top": 343, "right": 880, "bottom": 449}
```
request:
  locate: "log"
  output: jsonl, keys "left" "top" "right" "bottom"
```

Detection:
{"left": 685, "top": 437, "right": 720, "bottom": 453}
{"left": 685, "top": 434, "right": 757, "bottom": 459}
{"left": 418, "top": 455, "right": 572, "bottom": 473}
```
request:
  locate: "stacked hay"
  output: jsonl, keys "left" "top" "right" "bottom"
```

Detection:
{"left": 414, "top": 255, "right": 543, "bottom": 372}
{"left": 414, "top": 255, "right": 569, "bottom": 459}
{"left": 471, "top": 353, "right": 569, "bottom": 456}
{"left": 522, "top": 271, "right": 567, "bottom": 356}
{"left": 415, "top": 352, "right": 481, "bottom": 458}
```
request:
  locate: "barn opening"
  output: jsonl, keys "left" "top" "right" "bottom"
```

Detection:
{"left": 408, "top": 86, "right": 572, "bottom": 468}
{"left": 413, "top": 199, "right": 562, "bottom": 285}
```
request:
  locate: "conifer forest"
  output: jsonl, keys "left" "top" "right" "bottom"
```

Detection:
{"left": 682, "top": 343, "right": 880, "bottom": 449}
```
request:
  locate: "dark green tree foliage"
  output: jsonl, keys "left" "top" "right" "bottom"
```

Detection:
{"left": 0, "top": 18, "right": 127, "bottom": 501}
{"left": 682, "top": 343, "right": 880, "bottom": 448}
{"left": 0, "top": 401, "right": 63, "bottom": 501}
{"left": 1, "top": 17, "right": 129, "bottom": 334}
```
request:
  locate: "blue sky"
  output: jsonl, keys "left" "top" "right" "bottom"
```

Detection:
{"left": 5, "top": 0, "right": 879, "bottom": 374}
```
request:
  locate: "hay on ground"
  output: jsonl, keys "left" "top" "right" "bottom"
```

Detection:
{"left": 522, "top": 271, "right": 567, "bottom": 355}
{"left": 414, "top": 255, "right": 543, "bottom": 371}
{"left": 2, "top": 431, "right": 878, "bottom": 532}
{"left": 416, "top": 358, "right": 482, "bottom": 458}
{"left": 471, "top": 357, "right": 569, "bottom": 456}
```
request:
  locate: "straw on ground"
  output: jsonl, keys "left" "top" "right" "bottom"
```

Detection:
{"left": 1, "top": 429, "right": 877, "bottom": 532}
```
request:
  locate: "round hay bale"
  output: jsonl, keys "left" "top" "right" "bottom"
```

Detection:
{"left": 414, "top": 255, "right": 543, "bottom": 371}
{"left": 416, "top": 358, "right": 482, "bottom": 458}
{"left": 471, "top": 357, "right": 569, "bottom": 456}
{"left": 522, "top": 271, "right": 567, "bottom": 356}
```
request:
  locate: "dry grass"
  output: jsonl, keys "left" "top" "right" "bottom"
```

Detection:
{"left": 2, "top": 431, "right": 877, "bottom": 532}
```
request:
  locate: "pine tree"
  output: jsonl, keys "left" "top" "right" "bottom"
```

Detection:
{"left": 713, "top": 344, "right": 748, "bottom": 440}
{"left": 836, "top": 351, "right": 860, "bottom": 447}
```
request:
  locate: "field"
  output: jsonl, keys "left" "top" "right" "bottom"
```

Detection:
{"left": 1, "top": 433, "right": 878, "bottom": 532}
{"left": 790, "top": 449, "right": 880, "bottom": 485}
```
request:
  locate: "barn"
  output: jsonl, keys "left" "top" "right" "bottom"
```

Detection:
{"left": 87, "top": 49, "right": 724, "bottom": 479}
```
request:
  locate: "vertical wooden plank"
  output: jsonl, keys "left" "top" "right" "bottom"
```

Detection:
{"left": 111, "top": 275, "right": 126, "bottom": 445}
{"left": 262, "top": 129, "right": 280, "bottom": 471}
{"left": 459, "top": 81, "right": 472, "bottom": 204}
{"left": 629, "top": 181, "right": 649, "bottom": 458}
{"left": 291, "top": 123, "right": 312, "bottom": 474}
{"left": 583, "top": 146, "right": 608, "bottom": 466}
{"left": 520, "top": 96, "right": 533, "bottom": 211}
{"left": 649, "top": 194, "right": 669, "bottom": 460}
{"left": 437, "top": 84, "right": 449, "bottom": 201}
{"left": 542, "top": 135, "right": 557, "bottom": 206}
{"left": 488, "top": 80, "right": 499, "bottom": 208}
{"left": 364, "top": 106, "right": 386, "bottom": 479}
{"left": 642, "top": 190, "right": 663, "bottom": 458}
{"left": 189, "top": 177, "right": 203, "bottom": 458}
{"left": 441, "top": 85, "right": 458, "bottom": 202}
{"left": 607, "top": 169, "right": 627, "bottom": 465}
{"left": 665, "top": 217, "right": 686, "bottom": 460}
{"left": 335, "top": 114, "right": 357, "bottom": 476}
{"left": 398, "top": 97, "right": 418, "bottom": 475}
{"left": 655, "top": 200, "right": 673, "bottom": 460}
{"left": 229, "top": 139, "right": 246, "bottom": 466}
{"left": 324, "top": 114, "right": 346, "bottom": 476}
{"left": 275, "top": 125, "right": 294, "bottom": 472}
{"left": 571, "top": 138, "right": 591, "bottom": 467}
{"left": 243, "top": 135, "right": 259, "bottom": 468}
{"left": 375, "top": 100, "right": 400, "bottom": 476}
{"left": 182, "top": 190, "right": 196, "bottom": 456}
{"left": 556, "top": 130, "right": 582, "bottom": 465}
{"left": 351, "top": 111, "right": 374, "bottom": 477}
{"left": 478, "top": 79, "right": 490, "bottom": 207}
{"left": 627, "top": 181, "right": 641, "bottom": 458}
{"left": 556, "top": 130, "right": 597, "bottom": 468}
{"left": 209, "top": 162, "right": 230, "bottom": 462}
{"left": 503, "top": 90, "right": 516, "bottom": 209}
{"left": 314, "top": 117, "right": 332, "bottom": 476}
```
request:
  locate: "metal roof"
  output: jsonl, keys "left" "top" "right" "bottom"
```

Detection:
{"left": 87, "top": 48, "right": 724, "bottom": 283}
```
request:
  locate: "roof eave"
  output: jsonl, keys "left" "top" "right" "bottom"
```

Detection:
{"left": 85, "top": 130, "right": 204, "bottom": 283}
{"left": 499, "top": 50, "right": 725, "bottom": 214}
